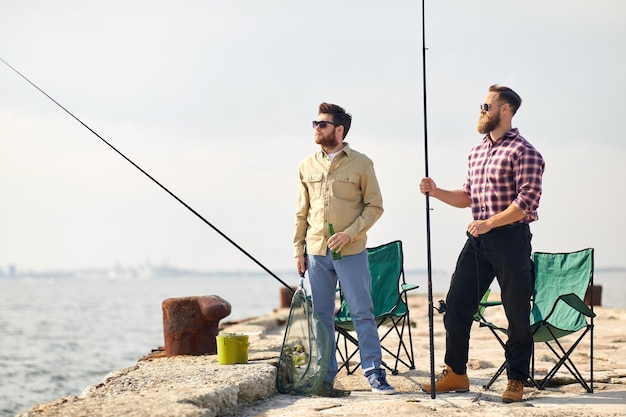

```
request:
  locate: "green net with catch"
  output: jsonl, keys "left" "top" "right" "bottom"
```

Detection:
{"left": 276, "top": 274, "right": 349, "bottom": 397}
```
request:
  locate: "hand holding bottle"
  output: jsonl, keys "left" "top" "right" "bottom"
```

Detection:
{"left": 328, "top": 223, "right": 342, "bottom": 260}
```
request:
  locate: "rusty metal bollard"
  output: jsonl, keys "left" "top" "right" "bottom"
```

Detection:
{"left": 162, "top": 295, "right": 231, "bottom": 356}
{"left": 280, "top": 286, "right": 297, "bottom": 308}
{"left": 584, "top": 285, "right": 602, "bottom": 306}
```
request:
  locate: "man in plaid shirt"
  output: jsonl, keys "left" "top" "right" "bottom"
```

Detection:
{"left": 420, "top": 85, "right": 545, "bottom": 403}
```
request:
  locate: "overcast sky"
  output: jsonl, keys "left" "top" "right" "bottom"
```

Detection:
{"left": 1, "top": 0, "right": 625, "bottom": 280}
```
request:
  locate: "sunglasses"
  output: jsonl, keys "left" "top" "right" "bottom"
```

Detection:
{"left": 312, "top": 120, "right": 341, "bottom": 129}
{"left": 480, "top": 103, "right": 503, "bottom": 112}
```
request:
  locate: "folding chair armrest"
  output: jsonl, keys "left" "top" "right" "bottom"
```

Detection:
{"left": 559, "top": 293, "right": 596, "bottom": 318}
{"left": 541, "top": 293, "right": 596, "bottom": 324}
{"left": 475, "top": 300, "right": 507, "bottom": 334}
{"left": 474, "top": 300, "right": 502, "bottom": 320}
{"left": 480, "top": 300, "right": 503, "bottom": 308}
{"left": 477, "top": 319, "right": 508, "bottom": 334}
{"left": 401, "top": 283, "right": 419, "bottom": 293}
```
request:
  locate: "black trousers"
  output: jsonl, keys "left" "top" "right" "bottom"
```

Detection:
{"left": 444, "top": 223, "right": 534, "bottom": 382}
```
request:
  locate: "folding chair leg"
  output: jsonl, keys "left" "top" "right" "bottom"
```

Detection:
{"left": 483, "top": 361, "right": 507, "bottom": 389}
{"left": 398, "top": 315, "right": 416, "bottom": 372}
{"left": 536, "top": 326, "right": 593, "bottom": 393}
{"left": 336, "top": 313, "right": 416, "bottom": 377}
{"left": 538, "top": 341, "right": 592, "bottom": 392}
{"left": 335, "top": 337, "right": 349, "bottom": 374}
{"left": 335, "top": 326, "right": 360, "bottom": 375}
{"left": 376, "top": 315, "right": 416, "bottom": 375}
{"left": 479, "top": 325, "right": 508, "bottom": 389}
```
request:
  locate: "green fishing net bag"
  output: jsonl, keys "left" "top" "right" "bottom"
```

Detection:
{"left": 276, "top": 274, "right": 348, "bottom": 396}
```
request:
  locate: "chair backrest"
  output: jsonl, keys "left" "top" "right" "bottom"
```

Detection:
{"left": 368, "top": 240, "right": 406, "bottom": 317}
{"left": 530, "top": 248, "right": 594, "bottom": 341}
{"left": 335, "top": 240, "right": 405, "bottom": 322}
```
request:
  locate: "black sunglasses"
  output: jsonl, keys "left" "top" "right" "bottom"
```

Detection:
{"left": 312, "top": 120, "right": 341, "bottom": 129}
{"left": 480, "top": 103, "right": 503, "bottom": 112}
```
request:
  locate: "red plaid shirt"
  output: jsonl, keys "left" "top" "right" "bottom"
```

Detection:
{"left": 462, "top": 128, "right": 545, "bottom": 223}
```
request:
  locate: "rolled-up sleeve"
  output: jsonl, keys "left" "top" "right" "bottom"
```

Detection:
{"left": 513, "top": 147, "right": 545, "bottom": 216}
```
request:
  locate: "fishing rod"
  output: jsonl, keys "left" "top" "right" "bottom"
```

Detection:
{"left": 421, "top": 0, "right": 437, "bottom": 399}
{"left": 0, "top": 56, "right": 294, "bottom": 292}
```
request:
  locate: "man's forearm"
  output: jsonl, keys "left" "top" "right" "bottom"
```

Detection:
{"left": 431, "top": 189, "right": 471, "bottom": 208}
{"left": 486, "top": 204, "right": 526, "bottom": 229}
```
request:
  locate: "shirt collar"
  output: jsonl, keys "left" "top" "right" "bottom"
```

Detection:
{"left": 482, "top": 128, "right": 519, "bottom": 146}
{"left": 320, "top": 142, "right": 351, "bottom": 158}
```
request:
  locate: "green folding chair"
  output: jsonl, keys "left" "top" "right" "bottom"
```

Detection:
{"left": 334, "top": 240, "right": 419, "bottom": 375}
{"left": 476, "top": 248, "right": 596, "bottom": 392}
{"left": 530, "top": 248, "right": 595, "bottom": 392}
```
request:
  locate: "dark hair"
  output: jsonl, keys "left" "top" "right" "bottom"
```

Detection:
{"left": 489, "top": 85, "right": 522, "bottom": 115}
{"left": 318, "top": 102, "right": 352, "bottom": 139}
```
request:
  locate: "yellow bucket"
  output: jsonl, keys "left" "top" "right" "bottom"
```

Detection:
{"left": 216, "top": 333, "right": 249, "bottom": 364}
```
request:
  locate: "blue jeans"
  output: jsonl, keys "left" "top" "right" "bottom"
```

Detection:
{"left": 307, "top": 249, "right": 382, "bottom": 380}
{"left": 444, "top": 223, "right": 534, "bottom": 382}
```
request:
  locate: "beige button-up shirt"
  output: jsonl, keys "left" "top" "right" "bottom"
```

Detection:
{"left": 293, "top": 143, "right": 383, "bottom": 257}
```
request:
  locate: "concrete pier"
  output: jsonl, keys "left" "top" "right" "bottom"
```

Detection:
{"left": 16, "top": 295, "right": 626, "bottom": 417}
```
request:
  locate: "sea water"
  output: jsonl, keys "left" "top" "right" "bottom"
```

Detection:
{"left": 0, "top": 273, "right": 289, "bottom": 416}
{"left": 0, "top": 269, "right": 624, "bottom": 416}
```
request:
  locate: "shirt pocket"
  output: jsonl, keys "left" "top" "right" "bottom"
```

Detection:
{"left": 332, "top": 172, "right": 361, "bottom": 201}
{"left": 305, "top": 173, "right": 324, "bottom": 200}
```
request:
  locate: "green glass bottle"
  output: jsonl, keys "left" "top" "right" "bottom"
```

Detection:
{"left": 328, "top": 223, "right": 342, "bottom": 260}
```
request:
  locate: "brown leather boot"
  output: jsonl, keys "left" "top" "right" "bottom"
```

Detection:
{"left": 421, "top": 365, "right": 470, "bottom": 393}
{"left": 502, "top": 379, "right": 524, "bottom": 403}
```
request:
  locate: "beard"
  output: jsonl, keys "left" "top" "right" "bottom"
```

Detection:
{"left": 314, "top": 128, "right": 340, "bottom": 147}
{"left": 477, "top": 112, "right": 500, "bottom": 134}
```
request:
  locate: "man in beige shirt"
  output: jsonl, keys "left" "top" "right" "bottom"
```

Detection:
{"left": 293, "top": 102, "right": 394, "bottom": 395}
